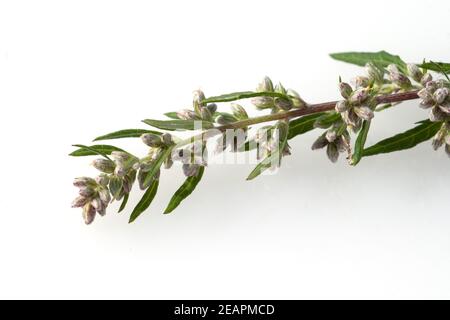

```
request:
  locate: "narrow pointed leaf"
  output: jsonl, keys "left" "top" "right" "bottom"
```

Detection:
{"left": 419, "top": 61, "right": 450, "bottom": 74}
{"left": 203, "top": 91, "right": 287, "bottom": 104}
{"left": 330, "top": 51, "right": 406, "bottom": 72}
{"left": 164, "top": 166, "right": 205, "bottom": 214}
{"left": 70, "top": 144, "right": 124, "bottom": 159}
{"left": 247, "top": 122, "right": 289, "bottom": 180}
{"left": 351, "top": 120, "right": 371, "bottom": 165}
{"left": 118, "top": 193, "right": 129, "bottom": 213}
{"left": 313, "top": 112, "right": 341, "bottom": 129}
{"left": 142, "top": 147, "right": 173, "bottom": 187}
{"left": 142, "top": 119, "right": 214, "bottom": 131}
{"left": 287, "top": 113, "right": 325, "bottom": 139}
{"left": 93, "top": 129, "right": 161, "bottom": 141}
{"left": 164, "top": 112, "right": 181, "bottom": 119}
{"left": 129, "top": 179, "right": 159, "bottom": 223}
{"left": 362, "top": 120, "right": 441, "bottom": 157}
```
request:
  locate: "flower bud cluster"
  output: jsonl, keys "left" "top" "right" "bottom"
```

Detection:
{"left": 431, "top": 122, "right": 450, "bottom": 157}
{"left": 387, "top": 64, "right": 412, "bottom": 89}
{"left": 335, "top": 81, "right": 374, "bottom": 132}
{"left": 417, "top": 79, "right": 450, "bottom": 122}
{"left": 311, "top": 121, "right": 350, "bottom": 163}
{"left": 177, "top": 90, "right": 217, "bottom": 123}
{"left": 251, "top": 77, "right": 306, "bottom": 112}
{"left": 172, "top": 141, "right": 207, "bottom": 177}
{"left": 71, "top": 176, "right": 111, "bottom": 225}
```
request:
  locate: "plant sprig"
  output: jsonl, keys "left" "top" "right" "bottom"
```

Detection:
{"left": 70, "top": 51, "right": 450, "bottom": 225}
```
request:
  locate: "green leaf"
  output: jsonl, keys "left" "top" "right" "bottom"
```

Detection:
{"left": 164, "top": 112, "right": 181, "bottom": 119}
{"left": 129, "top": 179, "right": 159, "bottom": 223}
{"left": 247, "top": 122, "right": 289, "bottom": 181}
{"left": 163, "top": 166, "right": 205, "bottom": 214}
{"left": 118, "top": 193, "right": 129, "bottom": 213}
{"left": 142, "top": 119, "right": 214, "bottom": 131}
{"left": 351, "top": 120, "right": 371, "bottom": 166}
{"left": 330, "top": 50, "right": 406, "bottom": 72}
{"left": 313, "top": 112, "right": 341, "bottom": 129}
{"left": 203, "top": 91, "right": 287, "bottom": 104}
{"left": 142, "top": 147, "right": 173, "bottom": 187}
{"left": 287, "top": 113, "right": 325, "bottom": 139}
{"left": 69, "top": 144, "right": 124, "bottom": 159}
{"left": 93, "top": 129, "right": 160, "bottom": 141}
{"left": 420, "top": 61, "right": 450, "bottom": 74}
{"left": 362, "top": 120, "right": 441, "bottom": 157}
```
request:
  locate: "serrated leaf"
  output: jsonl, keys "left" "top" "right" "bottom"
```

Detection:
{"left": 420, "top": 61, "right": 450, "bottom": 74}
{"left": 247, "top": 122, "right": 289, "bottom": 180}
{"left": 129, "top": 179, "right": 159, "bottom": 223}
{"left": 142, "top": 119, "right": 214, "bottom": 131}
{"left": 203, "top": 91, "right": 287, "bottom": 104}
{"left": 118, "top": 193, "right": 129, "bottom": 213}
{"left": 163, "top": 166, "right": 205, "bottom": 214}
{"left": 351, "top": 120, "right": 371, "bottom": 166}
{"left": 93, "top": 129, "right": 160, "bottom": 141}
{"left": 362, "top": 120, "right": 441, "bottom": 157}
{"left": 69, "top": 144, "right": 124, "bottom": 159}
{"left": 330, "top": 50, "right": 406, "bottom": 72}
{"left": 142, "top": 147, "right": 173, "bottom": 187}
{"left": 287, "top": 113, "right": 325, "bottom": 139}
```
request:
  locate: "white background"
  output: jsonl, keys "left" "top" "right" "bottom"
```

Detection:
{"left": 0, "top": 0, "right": 449, "bottom": 299}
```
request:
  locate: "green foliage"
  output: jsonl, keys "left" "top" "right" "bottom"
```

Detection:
{"left": 288, "top": 113, "right": 325, "bottom": 139}
{"left": 330, "top": 50, "right": 406, "bottom": 72}
{"left": 129, "top": 179, "right": 159, "bottom": 223}
{"left": 351, "top": 120, "right": 371, "bottom": 165}
{"left": 142, "top": 119, "right": 214, "bottom": 131}
{"left": 94, "top": 129, "right": 160, "bottom": 141}
{"left": 69, "top": 144, "right": 125, "bottom": 159}
{"left": 164, "top": 167, "right": 205, "bottom": 214}
{"left": 203, "top": 91, "right": 287, "bottom": 104}
{"left": 362, "top": 120, "right": 441, "bottom": 157}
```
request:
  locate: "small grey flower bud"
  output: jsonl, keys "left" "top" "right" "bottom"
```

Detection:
{"left": 335, "top": 100, "right": 349, "bottom": 113}
{"left": 98, "top": 188, "right": 111, "bottom": 204}
{"left": 82, "top": 203, "right": 96, "bottom": 225}
{"left": 164, "top": 155, "right": 173, "bottom": 169}
{"left": 73, "top": 177, "right": 94, "bottom": 188}
{"left": 326, "top": 143, "right": 339, "bottom": 163}
{"left": 430, "top": 106, "right": 447, "bottom": 122}
{"left": 141, "top": 133, "right": 163, "bottom": 148}
{"left": 446, "top": 134, "right": 450, "bottom": 146}
{"left": 111, "top": 151, "right": 132, "bottom": 164}
{"left": 79, "top": 186, "right": 95, "bottom": 198}
{"left": 433, "top": 88, "right": 449, "bottom": 104}
{"left": 325, "top": 128, "right": 337, "bottom": 143}
{"left": 177, "top": 109, "right": 199, "bottom": 120}
{"left": 339, "top": 82, "right": 353, "bottom": 99}
{"left": 389, "top": 72, "right": 412, "bottom": 88}
{"left": 162, "top": 133, "right": 173, "bottom": 146}
{"left": 91, "top": 198, "right": 106, "bottom": 216}
{"left": 257, "top": 76, "right": 274, "bottom": 92}
{"left": 274, "top": 97, "right": 293, "bottom": 111}
{"left": 251, "top": 96, "right": 274, "bottom": 109}
{"left": 446, "top": 144, "right": 450, "bottom": 158}
{"left": 420, "top": 73, "right": 432, "bottom": 86}
{"left": 72, "top": 196, "right": 89, "bottom": 208}
{"left": 426, "top": 81, "right": 438, "bottom": 93}
{"left": 216, "top": 114, "right": 236, "bottom": 125}
{"left": 286, "top": 89, "right": 306, "bottom": 108}
{"left": 407, "top": 63, "right": 423, "bottom": 82}
{"left": 231, "top": 103, "right": 249, "bottom": 120}
{"left": 193, "top": 90, "right": 205, "bottom": 106}
{"left": 418, "top": 88, "right": 432, "bottom": 100}
{"left": 353, "top": 106, "right": 374, "bottom": 121}
{"left": 206, "top": 103, "right": 217, "bottom": 114}
{"left": 349, "top": 88, "right": 369, "bottom": 105}
{"left": 354, "top": 76, "right": 369, "bottom": 89}
{"left": 387, "top": 64, "right": 399, "bottom": 74}
{"left": 311, "top": 135, "right": 328, "bottom": 150}
{"left": 92, "top": 159, "right": 115, "bottom": 174}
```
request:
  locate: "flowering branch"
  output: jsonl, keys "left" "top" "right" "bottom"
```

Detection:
{"left": 70, "top": 51, "right": 450, "bottom": 225}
